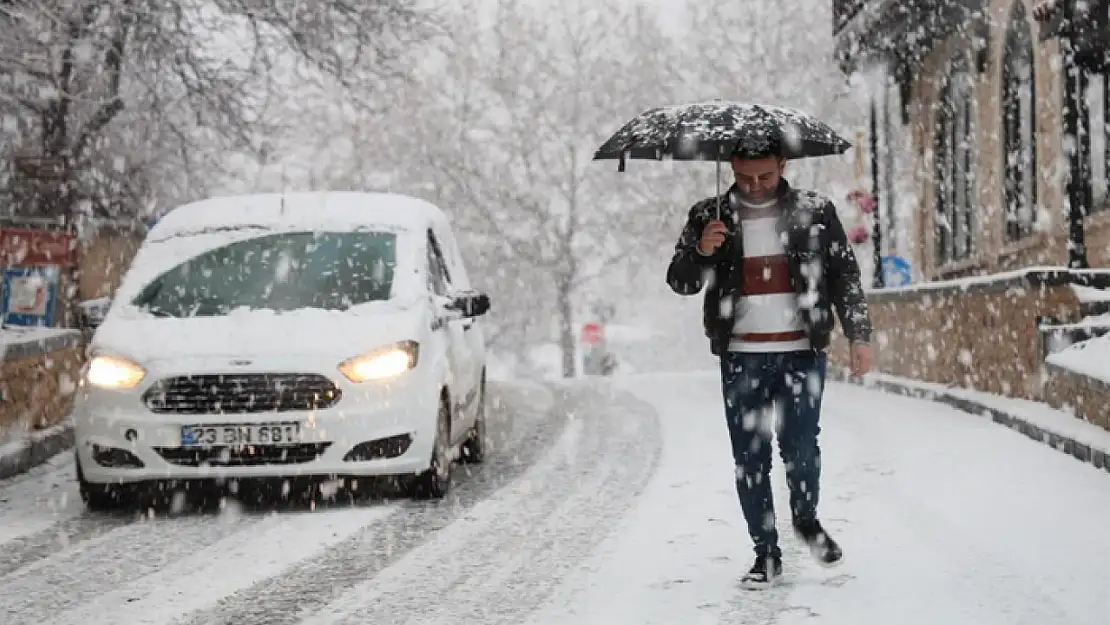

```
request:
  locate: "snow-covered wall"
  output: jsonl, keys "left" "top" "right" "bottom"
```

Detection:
{"left": 1044, "top": 356, "right": 1110, "bottom": 435}
{"left": 828, "top": 268, "right": 1110, "bottom": 402}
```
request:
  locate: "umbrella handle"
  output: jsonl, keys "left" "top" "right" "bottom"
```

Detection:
{"left": 715, "top": 153, "right": 722, "bottom": 220}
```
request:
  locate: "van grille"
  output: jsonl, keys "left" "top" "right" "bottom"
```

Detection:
{"left": 143, "top": 373, "right": 342, "bottom": 414}
{"left": 154, "top": 443, "right": 332, "bottom": 466}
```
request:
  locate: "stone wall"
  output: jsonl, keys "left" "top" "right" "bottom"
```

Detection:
{"left": 828, "top": 269, "right": 1110, "bottom": 402}
{"left": 0, "top": 330, "right": 84, "bottom": 440}
{"left": 1044, "top": 364, "right": 1110, "bottom": 432}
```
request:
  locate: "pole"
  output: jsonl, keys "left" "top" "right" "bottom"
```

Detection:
{"left": 715, "top": 147, "right": 722, "bottom": 220}
{"left": 1061, "top": 6, "right": 1090, "bottom": 269}
{"left": 870, "top": 96, "right": 884, "bottom": 288}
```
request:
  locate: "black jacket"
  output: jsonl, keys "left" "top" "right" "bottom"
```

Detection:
{"left": 666, "top": 179, "right": 873, "bottom": 356}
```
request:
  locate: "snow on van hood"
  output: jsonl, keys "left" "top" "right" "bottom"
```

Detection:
{"left": 92, "top": 303, "right": 424, "bottom": 364}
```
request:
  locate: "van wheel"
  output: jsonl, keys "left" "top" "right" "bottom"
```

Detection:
{"left": 460, "top": 378, "right": 487, "bottom": 464}
{"left": 409, "top": 397, "right": 452, "bottom": 500}
{"left": 76, "top": 453, "right": 127, "bottom": 512}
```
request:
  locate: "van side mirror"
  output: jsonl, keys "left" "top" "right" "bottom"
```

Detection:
{"left": 448, "top": 291, "right": 491, "bottom": 318}
{"left": 77, "top": 296, "right": 112, "bottom": 330}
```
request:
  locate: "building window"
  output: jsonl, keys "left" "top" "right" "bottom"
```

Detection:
{"left": 934, "top": 55, "right": 976, "bottom": 266}
{"left": 1087, "top": 73, "right": 1108, "bottom": 212}
{"left": 1001, "top": 1, "right": 1037, "bottom": 240}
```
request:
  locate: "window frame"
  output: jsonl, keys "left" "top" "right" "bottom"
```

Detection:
{"left": 1001, "top": 1, "right": 1039, "bottom": 242}
{"left": 933, "top": 53, "right": 977, "bottom": 267}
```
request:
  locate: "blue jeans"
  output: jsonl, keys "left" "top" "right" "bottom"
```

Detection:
{"left": 720, "top": 350, "right": 827, "bottom": 559}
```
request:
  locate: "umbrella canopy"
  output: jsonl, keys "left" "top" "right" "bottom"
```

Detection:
{"left": 593, "top": 100, "right": 852, "bottom": 171}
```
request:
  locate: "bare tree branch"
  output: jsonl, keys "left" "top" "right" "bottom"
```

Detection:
{"left": 73, "top": 0, "right": 134, "bottom": 159}
{"left": 0, "top": 0, "right": 435, "bottom": 219}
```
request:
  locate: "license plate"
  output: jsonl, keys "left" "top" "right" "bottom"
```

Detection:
{"left": 180, "top": 422, "right": 302, "bottom": 447}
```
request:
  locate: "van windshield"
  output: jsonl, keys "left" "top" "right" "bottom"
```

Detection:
{"left": 131, "top": 231, "right": 397, "bottom": 317}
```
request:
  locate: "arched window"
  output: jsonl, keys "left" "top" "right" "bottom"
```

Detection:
{"left": 1002, "top": 1, "right": 1037, "bottom": 241}
{"left": 934, "top": 54, "right": 976, "bottom": 266}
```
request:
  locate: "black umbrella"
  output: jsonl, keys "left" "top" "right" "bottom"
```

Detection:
{"left": 594, "top": 100, "right": 852, "bottom": 218}
{"left": 594, "top": 100, "right": 852, "bottom": 168}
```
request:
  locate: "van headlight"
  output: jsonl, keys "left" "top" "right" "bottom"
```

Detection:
{"left": 86, "top": 355, "right": 147, "bottom": 389}
{"left": 338, "top": 341, "right": 419, "bottom": 383}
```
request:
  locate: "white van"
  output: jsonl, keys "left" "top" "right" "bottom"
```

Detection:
{"left": 73, "top": 192, "right": 491, "bottom": 507}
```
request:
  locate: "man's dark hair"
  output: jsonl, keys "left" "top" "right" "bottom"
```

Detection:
{"left": 730, "top": 133, "right": 782, "bottom": 160}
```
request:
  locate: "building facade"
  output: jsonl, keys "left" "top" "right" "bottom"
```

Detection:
{"left": 833, "top": 0, "right": 1109, "bottom": 282}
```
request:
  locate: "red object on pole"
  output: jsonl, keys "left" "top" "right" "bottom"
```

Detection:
{"left": 0, "top": 228, "right": 73, "bottom": 266}
{"left": 581, "top": 322, "right": 603, "bottom": 345}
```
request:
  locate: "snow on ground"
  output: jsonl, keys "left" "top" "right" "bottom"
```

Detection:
{"left": 1046, "top": 333, "right": 1110, "bottom": 385}
{"left": 0, "top": 326, "right": 76, "bottom": 345}
{"left": 865, "top": 265, "right": 1101, "bottom": 295}
{"left": 49, "top": 504, "right": 400, "bottom": 625}
{"left": 860, "top": 372, "right": 1110, "bottom": 454}
{"left": 1, "top": 371, "right": 1108, "bottom": 624}
{"left": 526, "top": 370, "right": 1110, "bottom": 625}
{"left": 0, "top": 450, "right": 85, "bottom": 545}
{"left": 1070, "top": 284, "right": 1110, "bottom": 304}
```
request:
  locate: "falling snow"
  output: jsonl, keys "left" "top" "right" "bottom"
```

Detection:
{"left": 2, "top": 0, "right": 1110, "bottom": 623}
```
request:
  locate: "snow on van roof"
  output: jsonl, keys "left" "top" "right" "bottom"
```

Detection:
{"left": 149, "top": 191, "right": 447, "bottom": 240}
{"left": 111, "top": 192, "right": 438, "bottom": 309}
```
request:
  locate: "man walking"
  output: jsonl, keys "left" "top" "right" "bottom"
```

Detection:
{"left": 666, "top": 138, "right": 874, "bottom": 589}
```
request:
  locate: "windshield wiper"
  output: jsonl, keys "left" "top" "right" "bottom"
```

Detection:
{"left": 143, "top": 305, "right": 174, "bottom": 318}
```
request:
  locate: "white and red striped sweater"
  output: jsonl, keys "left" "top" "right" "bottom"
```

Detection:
{"left": 727, "top": 196, "right": 810, "bottom": 353}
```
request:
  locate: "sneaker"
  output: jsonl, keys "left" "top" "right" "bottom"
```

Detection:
{"left": 739, "top": 554, "right": 783, "bottom": 590}
{"left": 793, "top": 518, "right": 843, "bottom": 567}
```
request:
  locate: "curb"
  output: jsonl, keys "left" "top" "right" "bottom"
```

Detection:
{"left": 0, "top": 423, "right": 74, "bottom": 481}
{"left": 830, "top": 370, "right": 1110, "bottom": 474}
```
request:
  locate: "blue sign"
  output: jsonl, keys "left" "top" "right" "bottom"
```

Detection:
{"left": 1, "top": 266, "right": 60, "bottom": 327}
{"left": 881, "top": 255, "right": 912, "bottom": 287}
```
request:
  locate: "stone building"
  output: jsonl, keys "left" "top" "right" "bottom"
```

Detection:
{"left": 827, "top": 1, "right": 1110, "bottom": 437}
{"left": 832, "top": 0, "right": 1109, "bottom": 281}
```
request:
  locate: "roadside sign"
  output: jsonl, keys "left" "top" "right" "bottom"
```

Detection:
{"left": 581, "top": 322, "right": 603, "bottom": 345}
{"left": 881, "top": 255, "right": 912, "bottom": 287}
{"left": 0, "top": 227, "right": 73, "bottom": 266}
{"left": 1, "top": 266, "right": 60, "bottom": 326}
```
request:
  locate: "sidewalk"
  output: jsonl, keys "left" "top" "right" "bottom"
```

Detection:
{"left": 0, "top": 421, "right": 74, "bottom": 480}
{"left": 831, "top": 369, "right": 1110, "bottom": 474}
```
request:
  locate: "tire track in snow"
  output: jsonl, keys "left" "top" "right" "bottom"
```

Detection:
{"left": 0, "top": 452, "right": 89, "bottom": 553}
{"left": 44, "top": 505, "right": 402, "bottom": 625}
{"left": 0, "top": 381, "right": 543, "bottom": 625}
{"left": 0, "top": 512, "right": 136, "bottom": 578}
{"left": 0, "top": 507, "right": 271, "bottom": 625}
{"left": 296, "top": 381, "right": 664, "bottom": 625}
{"left": 170, "top": 381, "right": 564, "bottom": 625}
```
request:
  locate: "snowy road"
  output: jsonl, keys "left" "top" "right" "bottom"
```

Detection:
{"left": 2, "top": 372, "right": 1109, "bottom": 625}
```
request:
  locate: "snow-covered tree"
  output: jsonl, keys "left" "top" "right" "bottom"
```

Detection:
{"left": 303, "top": 0, "right": 684, "bottom": 377}
{"left": 0, "top": 0, "right": 432, "bottom": 220}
